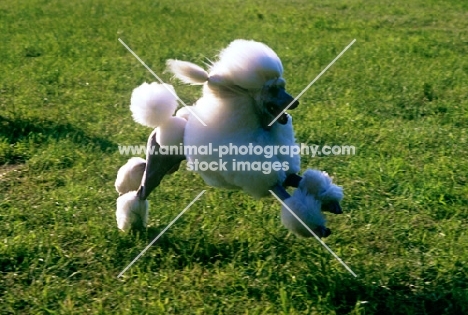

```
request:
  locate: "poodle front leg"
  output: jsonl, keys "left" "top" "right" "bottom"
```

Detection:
{"left": 272, "top": 183, "right": 331, "bottom": 238}
{"left": 283, "top": 173, "right": 343, "bottom": 214}
{"left": 283, "top": 173, "right": 302, "bottom": 188}
{"left": 271, "top": 183, "right": 291, "bottom": 201}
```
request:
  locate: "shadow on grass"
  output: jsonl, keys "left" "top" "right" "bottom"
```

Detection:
{"left": 114, "top": 227, "right": 466, "bottom": 315}
{"left": 313, "top": 274, "right": 464, "bottom": 315}
{"left": 0, "top": 115, "right": 116, "bottom": 158}
{"left": 118, "top": 226, "right": 249, "bottom": 266}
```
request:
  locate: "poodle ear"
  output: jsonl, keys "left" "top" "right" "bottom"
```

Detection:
{"left": 167, "top": 59, "right": 209, "bottom": 85}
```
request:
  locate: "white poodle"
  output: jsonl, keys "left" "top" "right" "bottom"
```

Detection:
{"left": 115, "top": 39, "right": 343, "bottom": 237}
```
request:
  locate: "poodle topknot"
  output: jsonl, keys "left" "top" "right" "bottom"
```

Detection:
{"left": 168, "top": 39, "right": 284, "bottom": 91}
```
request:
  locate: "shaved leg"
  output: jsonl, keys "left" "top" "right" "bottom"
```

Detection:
{"left": 137, "top": 129, "right": 185, "bottom": 200}
{"left": 283, "top": 173, "right": 302, "bottom": 188}
{"left": 271, "top": 183, "right": 291, "bottom": 200}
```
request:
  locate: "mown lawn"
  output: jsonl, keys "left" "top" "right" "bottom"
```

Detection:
{"left": 1, "top": 0, "right": 467, "bottom": 314}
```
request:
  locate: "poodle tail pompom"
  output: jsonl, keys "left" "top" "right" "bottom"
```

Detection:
{"left": 115, "top": 157, "right": 146, "bottom": 195}
{"left": 116, "top": 191, "right": 149, "bottom": 231}
{"left": 167, "top": 59, "right": 209, "bottom": 85}
{"left": 130, "top": 82, "right": 178, "bottom": 128}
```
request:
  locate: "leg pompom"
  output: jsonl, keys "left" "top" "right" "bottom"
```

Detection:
{"left": 116, "top": 191, "right": 149, "bottom": 231}
{"left": 299, "top": 169, "right": 343, "bottom": 202}
{"left": 115, "top": 157, "right": 146, "bottom": 195}
{"left": 281, "top": 188, "right": 329, "bottom": 238}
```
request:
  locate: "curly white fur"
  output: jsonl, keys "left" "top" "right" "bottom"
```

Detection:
{"left": 116, "top": 191, "right": 149, "bottom": 231}
{"left": 299, "top": 169, "right": 343, "bottom": 202}
{"left": 209, "top": 39, "right": 284, "bottom": 89}
{"left": 155, "top": 116, "right": 187, "bottom": 147}
{"left": 281, "top": 169, "right": 343, "bottom": 237}
{"left": 166, "top": 60, "right": 209, "bottom": 85}
{"left": 115, "top": 157, "right": 146, "bottom": 195}
{"left": 117, "top": 40, "right": 345, "bottom": 235}
{"left": 281, "top": 189, "right": 325, "bottom": 237}
{"left": 130, "top": 82, "right": 178, "bottom": 128}
{"left": 130, "top": 81, "right": 187, "bottom": 148}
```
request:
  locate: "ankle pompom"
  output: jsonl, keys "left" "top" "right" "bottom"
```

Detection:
{"left": 299, "top": 169, "right": 343, "bottom": 202}
{"left": 281, "top": 187, "right": 326, "bottom": 238}
{"left": 116, "top": 191, "right": 149, "bottom": 231}
{"left": 115, "top": 157, "right": 146, "bottom": 195}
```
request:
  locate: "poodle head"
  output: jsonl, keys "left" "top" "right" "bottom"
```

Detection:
{"left": 167, "top": 39, "right": 299, "bottom": 129}
{"left": 209, "top": 40, "right": 299, "bottom": 128}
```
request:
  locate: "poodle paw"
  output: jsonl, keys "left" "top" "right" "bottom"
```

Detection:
{"left": 316, "top": 226, "right": 332, "bottom": 238}
{"left": 321, "top": 201, "right": 343, "bottom": 214}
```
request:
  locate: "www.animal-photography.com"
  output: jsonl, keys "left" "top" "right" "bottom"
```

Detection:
{"left": 1, "top": 0, "right": 467, "bottom": 314}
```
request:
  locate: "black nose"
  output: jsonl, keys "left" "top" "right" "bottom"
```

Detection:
{"left": 278, "top": 88, "right": 299, "bottom": 110}
{"left": 288, "top": 98, "right": 299, "bottom": 109}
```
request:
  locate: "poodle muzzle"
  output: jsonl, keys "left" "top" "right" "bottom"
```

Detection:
{"left": 263, "top": 87, "right": 299, "bottom": 128}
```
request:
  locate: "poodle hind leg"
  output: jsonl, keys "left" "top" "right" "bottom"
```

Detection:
{"left": 115, "top": 129, "right": 185, "bottom": 232}
{"left": 136, "top": 128, "right": 185, "bottom": 200}
{"left": 115, "top": 157, "right": 146, "bottom": 195}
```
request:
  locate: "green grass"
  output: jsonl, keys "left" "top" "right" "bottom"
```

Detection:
{"left": 1, "top": 0, "right": 467, "bottom": 313}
